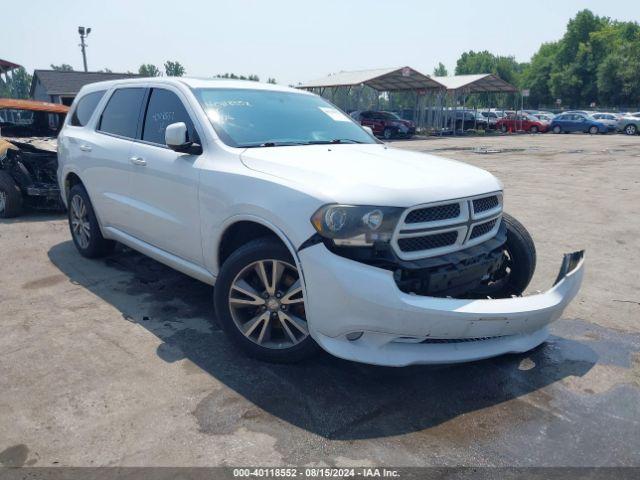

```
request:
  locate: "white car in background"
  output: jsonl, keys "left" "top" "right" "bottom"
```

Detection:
{"left": 591, "top": 113, "right": 619, "bottom": 130}
{"left": 56, "top": 78, "right": 585, "bottom": 367}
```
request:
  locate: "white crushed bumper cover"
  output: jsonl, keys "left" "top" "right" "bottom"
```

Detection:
{"left": 299, "top": 245, "right": 585, "bottom": 367}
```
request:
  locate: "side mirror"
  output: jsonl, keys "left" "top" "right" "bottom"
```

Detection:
{"left": 165, "top": 122, "right": 202, "bottom": 154}
{"left": 362, "top": 125, "right": 374, "bottom": 136}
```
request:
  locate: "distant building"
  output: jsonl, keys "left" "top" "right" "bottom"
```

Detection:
{"left": 30, "top": 70, "right": 139, "bottom": 105}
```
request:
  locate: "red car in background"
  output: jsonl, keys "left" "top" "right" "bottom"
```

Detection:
{"left": 496, "top": 113, "right": 549, "bottom": 133}
{"left": 352, "top": 110, "right": 416, "bottom": 139}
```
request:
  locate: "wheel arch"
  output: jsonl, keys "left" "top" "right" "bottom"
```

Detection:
{"left": 215, "top": 215, "right": 307, "bottom": 293}
{"left": 62, "top": 170, "right": 83, "bottom": 205}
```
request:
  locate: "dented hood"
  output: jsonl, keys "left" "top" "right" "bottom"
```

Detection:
{"left": 240, "top": 143, "right": 501, "bottom": 206}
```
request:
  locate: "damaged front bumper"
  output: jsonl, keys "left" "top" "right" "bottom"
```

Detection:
{"left": 299, "top": 245, "right": 584, "bottom": 366}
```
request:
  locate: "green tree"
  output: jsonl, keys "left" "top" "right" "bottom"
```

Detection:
{"left": 138, "top": 64, "right": 162, "bottom": 77}
{"left": 455, "top": 50, "right": 524, "bottom": 85}
{"left": 164, "top": 61, "right": 185, "bottom": 77}
{"left": 267, "top": 77, "right": 277, "bottom": 84}
{"left": 519, "top": 42, "right": 559, "bottom": 107}
{"left": 215, "top": 73, "right": 262, "bottom": 82}
{"left": 50, "top": 64, "right": 74, "bottom": 71}
{"left": 0, "top": 67, "right": 32, "bottom": 99}
{"left": 433, "top": 62, "right": 448, "bottom": 77}
{"left": 520, "top": 9, "right": 640, "bottom": 108}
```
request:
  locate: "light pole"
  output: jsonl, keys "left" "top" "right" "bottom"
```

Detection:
{"left": 78, "top": 26, "right": 91, "bottom": 72}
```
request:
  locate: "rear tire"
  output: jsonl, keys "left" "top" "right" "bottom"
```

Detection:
{"left": 552, "top": 125, "right": 562, "bottom": 134}
{"left": 67, "top": 183, "right": 115, "bottom": 258}
{"left": 472, "top": 213, "right": 536, "bottom": 298}
{"left": 530, "top": 125, "right": 538, "bottom": 134}
{"left": 500, "top": 124, "right": 508, "bottom": 133}
{"left": 214, "top": 237, "right": 320, "bottom": 363}
{"left": 624, "top": 124, "right": 638, "bottom": 135}
{"left": 589, "top": 125, "right": 598, "bottom": 135}
{"left": 383, "top": 128, "right": 393, "bottom": 140}
{"left": 0, "top": 171, "right": 23, "bottom": 218}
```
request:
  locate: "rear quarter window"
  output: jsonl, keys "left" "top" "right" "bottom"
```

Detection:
{"left": 70, "top": 90, "right": 106, "bottom": 127}
{"left": 98, "top": 88, "right": 146, "bottom": 138}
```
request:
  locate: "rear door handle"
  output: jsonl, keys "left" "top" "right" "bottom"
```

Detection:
{"left": 79, "top": 144, "right": 92, "bottom": 152}
{"left": 129, "top": 156, "right": 147, "bottom": 166}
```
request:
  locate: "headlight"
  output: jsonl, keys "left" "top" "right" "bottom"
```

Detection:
{"left": 310, "top": 204, "right": 403, "bottom": 246}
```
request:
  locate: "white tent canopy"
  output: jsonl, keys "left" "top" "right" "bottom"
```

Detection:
{"left": 298, "top": 66, "right": 445, "bottom": 92}
{"left": 434, "top": 74, "right": 517, "bottom": 93}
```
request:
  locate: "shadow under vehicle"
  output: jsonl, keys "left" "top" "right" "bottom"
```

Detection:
{"left": 0, "top": 98, "right": 69, "bottom": 218}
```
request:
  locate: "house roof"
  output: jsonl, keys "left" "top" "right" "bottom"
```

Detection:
{"left": 298, "top": 66, "right": 445, "bottom": 91}
{"left": 30, "top": 70, "right": 140, "bottom": 96}
{"left": 0, "top": 98, "right": 70, "bottom": 114}
{"left": 433, "top": 74, "right": 517, "bottom": 93}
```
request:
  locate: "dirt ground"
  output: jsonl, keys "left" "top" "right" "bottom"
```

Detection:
{"left": 1, "top": 133, "right": 639, "bottom": 467}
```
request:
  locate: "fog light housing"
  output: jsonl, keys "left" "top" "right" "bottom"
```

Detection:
{"left": 346, "top": 331, "right": 364, "bottom": 341}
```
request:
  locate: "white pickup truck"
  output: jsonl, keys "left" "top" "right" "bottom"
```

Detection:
{"left": 57, "top": 77, "right": 584, "bottom": 366}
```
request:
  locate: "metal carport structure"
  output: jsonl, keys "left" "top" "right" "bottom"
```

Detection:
{"left": 433, "top": 74, "right": 519, "bottom": 134}
{"left": 298, "top": 67, "right": 445, "bottom": 125}
{"left": 299, "top": 68, "right": 520, "bottom": 135}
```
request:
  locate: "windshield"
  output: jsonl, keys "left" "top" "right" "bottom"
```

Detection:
{"left": 194, "top": 88, "right": 376, "bottom": 148}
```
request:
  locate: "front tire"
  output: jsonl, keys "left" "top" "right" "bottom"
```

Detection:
{"left": 530, "top": 125, "right": 538, "bottom": 134}
{"left": 67, "top": 183, "right": 115, "bottom": 258}
{"left": 589, "top": 125, "right": 598, "bottom": 135}
{"left": 552, "top": 125, "right": 562, "bottom": 134}
{"left": 472, "top": 213, "right": 536, "bottom": 298}
{"left": 214, "top": 237, "right": 319, "bottom": 363}
{"left": 624, "top": 124, "right": 638, "bottom": 135}
{"left": 0, "top": 171, "right": 23, "bottom": 218}
{"left": 383, "top": 127, "right": 393, "bottom": 140}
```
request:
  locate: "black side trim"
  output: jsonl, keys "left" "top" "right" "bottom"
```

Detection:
{"left": 298, "top": 233, "right": 324, "bottom": 252}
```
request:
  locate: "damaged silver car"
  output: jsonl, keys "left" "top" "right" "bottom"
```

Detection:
{"left": 0, "top": 98, "right": 69, "bottom": 217}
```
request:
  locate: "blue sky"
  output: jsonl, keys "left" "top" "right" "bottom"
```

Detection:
{"left": 4, "top": 0, "right": 640, "bottom": 85}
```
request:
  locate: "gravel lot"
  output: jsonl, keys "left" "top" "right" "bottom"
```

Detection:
{"left": 1, "top": 133, "right": 639, "bottom": 467}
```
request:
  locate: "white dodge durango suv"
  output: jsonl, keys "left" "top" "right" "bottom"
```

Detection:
{"left": 57, "top": 78, "right": 584, "bottom": 366}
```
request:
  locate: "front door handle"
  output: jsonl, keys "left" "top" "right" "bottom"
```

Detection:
{"left": 79, "top": 144, "right": 92, "bottom": 152}
{"left": 129, "top": 156, "right": 147, "bottom": 166}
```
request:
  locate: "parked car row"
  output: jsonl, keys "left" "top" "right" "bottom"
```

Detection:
{"left": 352, "top": 108, "right": 640, "bottom": 137}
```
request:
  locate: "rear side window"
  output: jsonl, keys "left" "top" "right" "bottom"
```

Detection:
{"left": 70, "top": 90, "right": 105, "bottom": 127}
{"left": 142, "top": 88, "right": 197, "bottom": 145}
{"left": 98, "top": 88, "right": 146, "bottom": 138}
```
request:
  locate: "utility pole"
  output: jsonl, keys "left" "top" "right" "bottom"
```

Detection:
{"left": 78, "top": 26, "right": 91, "bottom": 72}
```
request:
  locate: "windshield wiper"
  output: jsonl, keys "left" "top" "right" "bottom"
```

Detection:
{"left": 242, "top": 141, "right": 309, "bottom": 148}
{"left": 306, "top": 139, "right": 365, "bottom": 145}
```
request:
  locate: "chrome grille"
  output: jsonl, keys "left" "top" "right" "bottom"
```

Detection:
{"left": 405, "top": 203, "right": 460, "bottom": 224}
{"left": 392, "top": 192, "right": 502, "bottom": 260}
{"left": 470, "top": 218, "right": 498, "bottom": 239}
{"left": 473, "top": 195, "right": 499, "bottom": 213}
{"left": 397, "top": 231, "right": 458, "bottom": 252}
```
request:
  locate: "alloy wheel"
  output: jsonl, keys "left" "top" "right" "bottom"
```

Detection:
{"left": 228, "top": 259, "right": 308, "bottom": 349}
{"left": 626, "top": 125, "right": 637, "bottom": 135}
{"left": 70, "top": 194, "right": 91, "bottom": 249}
